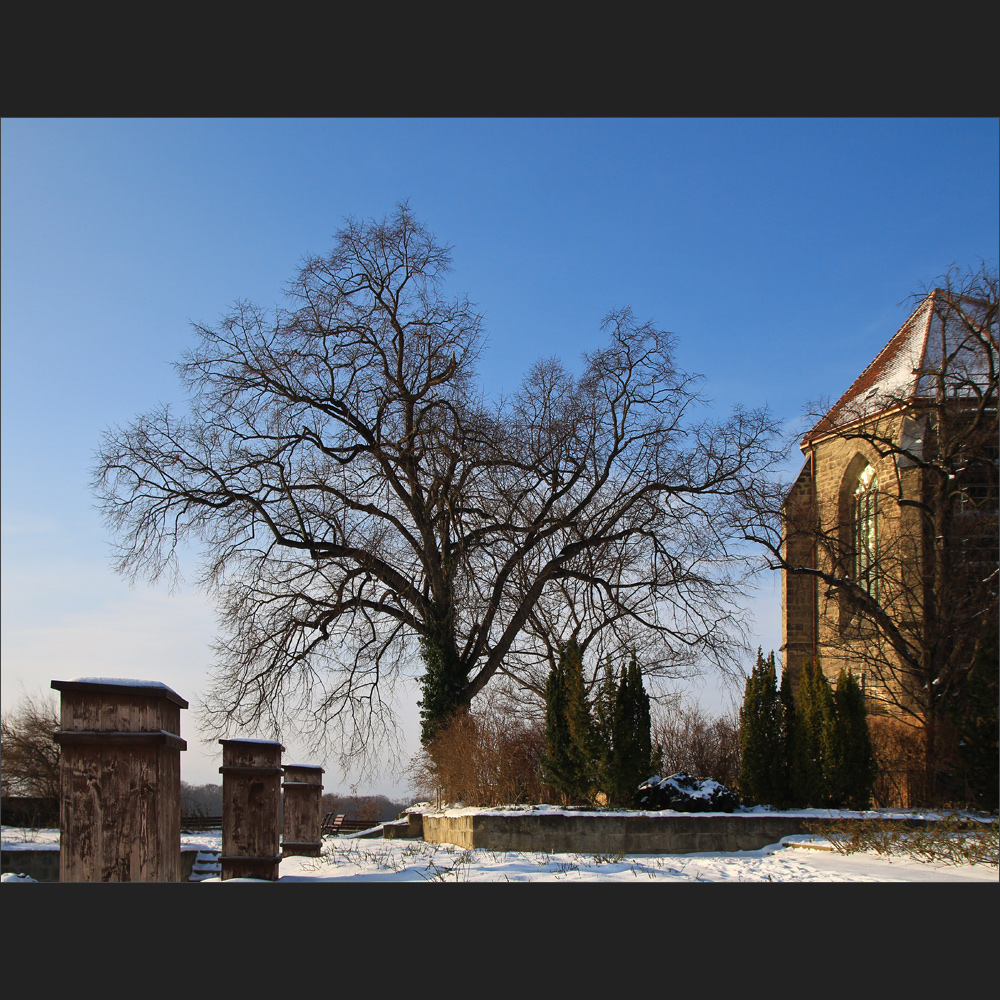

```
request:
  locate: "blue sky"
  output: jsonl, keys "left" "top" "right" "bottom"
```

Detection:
{"left": 2, "top": 118, "right": 997, "bottom": 795}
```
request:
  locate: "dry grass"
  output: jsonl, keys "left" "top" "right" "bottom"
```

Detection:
{"left": 807, "top": 812, "right": 998, "bottom": 867}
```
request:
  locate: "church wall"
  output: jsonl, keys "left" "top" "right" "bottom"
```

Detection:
{"left": 780, "top": 459, "right": 816, "bottom": 698}
{"left": 782, "top": 413, "right": 923, "bottom": 712}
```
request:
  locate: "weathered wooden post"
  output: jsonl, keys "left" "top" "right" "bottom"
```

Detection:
{"left": 52, "top": 678, "right": 187, "bottom": 883}
{"left": 281, "top": 764, "right": 324, "bottom": 858}
{"left": 219, "top": 739, "right": 284, "bottom": 880}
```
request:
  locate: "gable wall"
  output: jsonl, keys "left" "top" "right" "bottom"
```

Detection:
{"left": 782, "top": 413, "right": 924, "bottom": 711}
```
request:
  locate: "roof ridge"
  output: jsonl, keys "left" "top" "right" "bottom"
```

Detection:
{"left": 801, "top": 292, "right": 936, "bottom": 446}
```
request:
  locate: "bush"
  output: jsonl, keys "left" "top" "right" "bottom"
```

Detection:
{"left": 636, "top": 772, "right": 740, "bottom": 813}
{"left": 807, "top": 813, "right": 998, "bottom": 868}
{"left": 409, "top": 691, "right": 548, "bottom": 806}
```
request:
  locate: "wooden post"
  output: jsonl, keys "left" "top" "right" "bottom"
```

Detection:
{"left": 52, "top": 678, "right": 187, "bottom": 883}
{"left": 219, "top": 739, "right": 284, "bottom": 880}
{"left": 281, "top": 764, "right": 324, "bottom": 857}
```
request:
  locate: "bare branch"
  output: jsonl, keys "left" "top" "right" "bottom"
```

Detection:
{"left": 94, "top": 206, "right": 781, "bottom": 768}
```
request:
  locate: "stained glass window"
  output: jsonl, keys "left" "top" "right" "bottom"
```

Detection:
{"left": 853, "top": 463, "right": 878, "bottom": 596}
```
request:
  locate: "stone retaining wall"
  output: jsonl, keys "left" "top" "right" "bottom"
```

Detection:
{"left": 421, "top": 812, "right": 814, "bottom": 854}
{"left": 1, "top": 845, "right": 61, "bottom": 882}
{"left": 1, "top": 845, "right": 206, "bottom": 882}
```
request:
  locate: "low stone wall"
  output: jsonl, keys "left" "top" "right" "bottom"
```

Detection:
{"left": 1, "top": 845, "right": 206, "bottom": 882}
{"left": 383, "top": 813, "right": 424, "bottom": 840}
{"left": 2, "top": 845, "right": 61, "bottom": 882}
{"left": 421, "top": 811, "right": 814, "bottom": 854}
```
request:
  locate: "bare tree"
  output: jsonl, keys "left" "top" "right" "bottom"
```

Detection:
{"left": 94, "top": 204, "right": 780, "bottom": 771}
{"left": 738, "top": 264, "right": 998, "bottom": 798}
{"left": 1, "top": 691, "right": 61, "bottom": 800}
{"left": 652, "top": 697, "right": 741, "bottom": 788}
{"left": 179, "top": 782, "right": 223, "bottom": 818}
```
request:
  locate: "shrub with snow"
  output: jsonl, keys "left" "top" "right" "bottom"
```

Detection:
{"left": 635, "top": 772, "right": 740, "bottom": 812}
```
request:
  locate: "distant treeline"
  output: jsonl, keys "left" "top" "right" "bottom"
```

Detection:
{"left": 1, "top": 795, "right": 59, "bottom": 828}
{"left": 321, "top": 792, "right": 412, "bottom": 822}
{"left": 180, "top": 782, "right": 413, "bottom": 822}
{"left": 180, "top": 782, "right": 224, "bottom": 817}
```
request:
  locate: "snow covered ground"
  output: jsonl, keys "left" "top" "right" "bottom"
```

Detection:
{"left": 3, "top": 820, "right": 996, "bottom": 883}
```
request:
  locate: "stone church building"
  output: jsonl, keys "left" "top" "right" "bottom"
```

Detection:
{"left": 780, "top": 287, "right": 998, "bottom": 744}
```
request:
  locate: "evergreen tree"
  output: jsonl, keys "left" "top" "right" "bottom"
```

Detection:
{"left": 605, "top": 652, "right": 653, "bottom": 806}
{"left": 545, "top": 643, "right": 654, "bottom": 807}
{"left": 593, "top": 656, "right": 619, "bottom": 799}
{"left": 829, "top": 670, "right": 876, "bottom": 809}
{"left": 792, "top": 660, "right": 829, "bottom": 806}
{"left": 822, "top": 669, "right": 850, "bottom": 807}
{"left": 777, "top": 665, "right": 796, "bottom": 807}
{"left": 542, "top": 638, "right": 595, "bottom": 804}
{"left": 543, "top": 648, "right": 571, "bottom": 800}
{"left": 738, "top": 649, "right": 782, "bottom": 805}
{"left": 816, "top": 666, "right": 844, "bottom": 807}
{"left": 787, "top": 662, "right": 875, "bottom": 809}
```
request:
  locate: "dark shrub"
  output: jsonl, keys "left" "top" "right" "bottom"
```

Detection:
{"left": 635, "top": 772, "right": 740, "bottom": 812}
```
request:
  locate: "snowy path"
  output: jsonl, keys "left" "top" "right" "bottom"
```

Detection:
{"left": 4, "top": 828, "right": 996, "bottom": 883}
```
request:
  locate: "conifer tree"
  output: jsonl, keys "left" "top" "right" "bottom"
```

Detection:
{"left": 829, "top": 670, "right": 876, "bottom": 809}
{"left": 738, "top": 649, "right": 783, "bottom": 805}
{"left": 786, "top": 662, "right": 875, "bottom": 808}
{"left": 816, "top": 667, "right": 843, "bottom": 807}
{"left": 546, "top": 643, "right": 654, "bottom": 807}
{"left": 777, "top": 665, "right": 796, "bottom": 807}
{"left": 543, "top": 650, "right": 571, "bottom": 799}
{"left": 792, "top": 660, "right": 829, "bottom": 806}
{"left": 605, "top": 652, "right": 653, "bottom": 806}
{"left": 594, "top": 657, "right": 618, "bottom": 799}
{"left": 542, "top": 638, "right": 595, "bottom": 804}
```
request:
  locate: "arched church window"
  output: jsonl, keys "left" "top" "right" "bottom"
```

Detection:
{"left": 853, "top": 463, "right": 878, "bottom": 596}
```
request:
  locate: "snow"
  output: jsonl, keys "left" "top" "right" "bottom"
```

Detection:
{"left": 402, "top": 802, "right": 963, "bottom": 820}
{"left": 219, "top": 738, "right": 285, "bottom": 745}
{"left": 3, "top": 819, "right": 996, "bottom": 883}
{"left": 66, "top": 677, "right": 181, "bottom": 692}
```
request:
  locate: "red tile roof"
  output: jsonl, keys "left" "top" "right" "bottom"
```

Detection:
{"left": 801, "top": 290, "right": 997, "bottom": 447}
